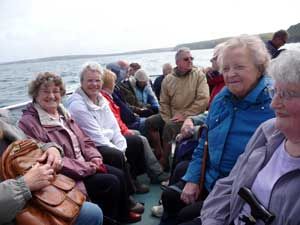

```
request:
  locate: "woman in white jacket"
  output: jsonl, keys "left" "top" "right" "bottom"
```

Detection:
{"left": 66, "top": 62, "right": 149, "bottom": 197}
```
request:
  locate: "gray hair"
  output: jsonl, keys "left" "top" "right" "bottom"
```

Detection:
{"left": 80, "top": 62, "right": 103, "bottom": 82}
{"left": 213, "top": 42, "right": 225, "bottom": 58}
{"left": 268, "top": 50, "right": 300, "bottom": 83}
{"left": 218, "top": 35, "right": 270, "bottom": 74}
{"left": 175, "top": 47, "right": 191, "bottom": 61}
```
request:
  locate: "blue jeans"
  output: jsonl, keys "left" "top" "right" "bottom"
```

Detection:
{"left": 74, "top": 202, "right": 103, "bottom": 225}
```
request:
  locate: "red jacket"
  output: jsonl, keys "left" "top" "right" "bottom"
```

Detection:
{"left": 101, "top": 91, "right": 131, "bottom": 135}
{"left": 207, "top": 74, "right": 225, "bottom": 108}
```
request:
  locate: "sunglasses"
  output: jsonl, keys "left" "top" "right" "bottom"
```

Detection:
{"left": 183, "top": 57, "right": 194, "bottom": 62}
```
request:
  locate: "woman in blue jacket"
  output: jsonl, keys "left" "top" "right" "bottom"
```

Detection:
{"left": 160, "top": 35, "right": 275, "bottom": 225}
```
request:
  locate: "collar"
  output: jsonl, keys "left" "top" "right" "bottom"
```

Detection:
{"left": 223, "top": 75, "right": 272, "bottom": 104}
{"left": 33, "top": 103, "right": 70, "bottom": 126}
{"left": 75, "top": 87, "right": 108, "bottom": 111}
{"left": 174, "top": 67, "right": 193, "bottom": 77}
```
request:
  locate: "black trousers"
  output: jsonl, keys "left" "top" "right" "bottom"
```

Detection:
{"left": 124, "top": 134, "right": 146, "bottom": 178}
{"left": 96, "top": 146, "right": 135, "bottom": 194}
{"left": 84, "top": 164, "right": 129, "bottom": 221}
{"left": 161, "top": 161, "right": 206, "bottom": 225}
{"left": 178, "top": 217, "right": 202, "bottom": 225}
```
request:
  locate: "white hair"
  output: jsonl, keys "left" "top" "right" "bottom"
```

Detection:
{"left": 80, "top": 62, "right": 103, "bottom": 82}
{"left": 268, "top": 50, "right": 300, "bottom": 83}
{"left": 218, "top": 35, "right": 270, "bottom": 74}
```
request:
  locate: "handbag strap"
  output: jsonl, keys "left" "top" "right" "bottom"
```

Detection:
{"left": 198, "top": 124, "right": 209, "bottom": 199}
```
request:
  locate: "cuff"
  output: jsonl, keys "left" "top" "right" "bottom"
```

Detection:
{"left": 39, "top": 142, "right": 64, "bottom": 157}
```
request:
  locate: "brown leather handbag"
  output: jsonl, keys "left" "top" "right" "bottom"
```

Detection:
{"left": 0, "top": 139, "right": 86, "bottom": 225}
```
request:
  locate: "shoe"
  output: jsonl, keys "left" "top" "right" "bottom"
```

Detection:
{"left": 161, "top": 180, "right": 169, "bottom": 187}
{"left": 151, "top": 205, "right": 164, "bottom": 218}
{"left": 134, "top": 180, "right": 150, "bottom": 194}
{"left": 150, "top": 172, "right": 170, "bottom": 184}
{"left": 129, "top": 196, "right": 145, "bottom": 214}
{"left": 125, "top": 212, "right": 142, "bottom": 223}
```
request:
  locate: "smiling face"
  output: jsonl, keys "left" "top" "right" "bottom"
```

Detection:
{"left": 271, "top": 81, "right": 300, "bottom": 141}
{"left": 81, "top": 70, "right": 102, "bottom": 101}
{"left": 35, "top": 82, "right": 62, "bottom": 114}
{"left": 222, "top": 47, "right": 261, "bottom": 98}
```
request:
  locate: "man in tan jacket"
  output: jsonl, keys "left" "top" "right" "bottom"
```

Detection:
{"left": 146, "top": 47, "right": 209, "bottom": 170}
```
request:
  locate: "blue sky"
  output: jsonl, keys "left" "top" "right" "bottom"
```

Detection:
{"left": 0, "top": 0, "right": 299, "bottom": 63}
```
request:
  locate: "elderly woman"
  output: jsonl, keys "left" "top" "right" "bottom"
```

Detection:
{"left": 183, "top": 50, "right": 300, "bottom": 225}
{"left": 100, "top": 68, "right": 169, "bottom": 183}
{"left": 66, "top": 62, "right": 150, "bottom": 195}
{"left": 159, "top": 35, "right": 276, "bottom": 225}
{"left": 18, "top": 73, "right": 142, "bottom": 223}
{"left": 0, "top": 110, "right": 103, "bottom": 225}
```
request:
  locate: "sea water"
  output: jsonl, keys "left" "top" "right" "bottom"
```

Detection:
{"left": 1, "top": 43, "right": 299, "bottom": 108}
{"left": 0, "top": 48, "right": 214, "bottom": 108}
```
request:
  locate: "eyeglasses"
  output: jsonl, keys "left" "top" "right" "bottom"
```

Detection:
{"left": 39, "top": 89, "right": 61, "bottom": 95}
{"left": 183, "top": 57, "right": 194, "bottom": 62}
{"left": 268, "top": 87, "right": 300, "bottom": 101}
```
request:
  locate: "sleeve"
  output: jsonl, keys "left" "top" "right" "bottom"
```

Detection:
{"left": 189, "top": 112, "right": 208, "bottom": 126}
{"left": 0, "top": 177, "right": 31, "bottom": 224}
{"left": 107, "top": 106, "right": 127, "bottom": 152}
{"left": 67, "top": 98, "right": 124, "bottom": 151}
{"left": 39, "top": 142, "right": 64, "bottom": 157}
{"left": 183, "top": 70, "right": 210, "bottom": 117}
{"left": 182, "top": 109, "right": 210, "bottom": 183}
{"left": 159, "top": 77, "right": 172, "bottom": 121}
{"left": 146, "top": 86, "right": 160, "bottom": 112}
{"left": 182, "top": 136, "right": 205, "bottom": 183}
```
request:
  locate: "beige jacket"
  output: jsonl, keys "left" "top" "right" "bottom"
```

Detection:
{"left": 159, "top": 67, "right": 209, "bottom": 122}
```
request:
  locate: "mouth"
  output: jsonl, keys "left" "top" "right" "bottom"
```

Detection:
{"left": 227, "top": 80, "right": 240, "bottom": 84}
{"left": 275, "top": 111, "right": 289, "bottom": 117}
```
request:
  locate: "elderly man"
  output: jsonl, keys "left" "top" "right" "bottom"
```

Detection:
{"left": 266, "top": 29, "right": 288, "bottom": 59}
{"left": 146, "top": 47, "right": 210, "bottom": 170}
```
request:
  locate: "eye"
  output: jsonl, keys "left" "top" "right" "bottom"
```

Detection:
{"left": 223, "top": 66, "right": 229, "bottom": 72}
{"left": 234, "top": 65, "right": 245, "bottom": 70}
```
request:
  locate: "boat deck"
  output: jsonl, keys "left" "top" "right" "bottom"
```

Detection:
{"left": 128, "top": 175, "right": 162, "bottom": 225}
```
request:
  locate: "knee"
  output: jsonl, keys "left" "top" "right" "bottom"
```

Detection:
{"left": 161, "top": 188, "right": 180, "bottom": 208}
{"left": 76, "top": 202, "right": 103, "bottom": 225}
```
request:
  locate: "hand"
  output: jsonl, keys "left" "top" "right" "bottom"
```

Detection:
{"left": 37, "top": 147, "right": 62, "bottom": 172}
{"left": 180, "top": 182, "right": 200, "bottom": 204}
{"left": 90, "top": 158, "right": 103, "bottom": 168}
{"left": 125, "top": 130, "right": 135, "bottom": 136}
{"left": 24, "top": 163, "right": 54, "bottom": 192}
{"left": 180, "top": 118, "right": 194, "bottom": 139}
{"left": 87, "top": 162, "right": 98, "bottom": 174}
{"left": 171, "top": 114, "right": 185, "bottom": 123}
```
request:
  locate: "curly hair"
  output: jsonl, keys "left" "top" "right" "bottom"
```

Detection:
{"left": 28, "top": 72, "right": 66, "bottom": 99}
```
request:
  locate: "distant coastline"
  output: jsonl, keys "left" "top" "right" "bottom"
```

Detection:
{"left": 1, "top": 22, "right": 300, "bottom": 66}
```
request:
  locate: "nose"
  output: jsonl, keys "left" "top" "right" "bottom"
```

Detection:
{"left": 270, "top": 93, "right": 283, "bottom": 110}
{"left": 48, "top": 92, "right": 56, "bottom": 99}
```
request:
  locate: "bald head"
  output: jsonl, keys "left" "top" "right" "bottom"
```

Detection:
{"left": 162, "top": 63, "right": 173, "bottom": 76}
